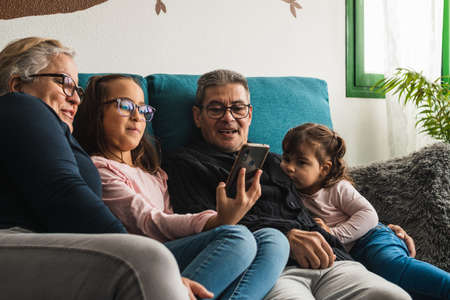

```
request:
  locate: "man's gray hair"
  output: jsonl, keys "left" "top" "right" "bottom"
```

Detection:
{"left": 196, "top": 69, "right": 250, "bottom": 106}
{"left": 0, "top": 37, "right": 75, "bottom": 96}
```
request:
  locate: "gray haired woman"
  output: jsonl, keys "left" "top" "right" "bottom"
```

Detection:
{"left": 0, "top": 37, "right": 206, "bottom": 300}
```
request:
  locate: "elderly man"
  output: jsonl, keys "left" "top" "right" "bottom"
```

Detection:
{"left": 163, "top": 69, "right": 412, "bottom": 300}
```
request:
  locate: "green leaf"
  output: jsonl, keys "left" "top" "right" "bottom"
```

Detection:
{"left": 372, "top": 68, "right": 450, "bottom": 144}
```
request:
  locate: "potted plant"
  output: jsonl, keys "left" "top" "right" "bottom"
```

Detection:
{"left": 373, "top": 68, "right": 450, "bottom": 143}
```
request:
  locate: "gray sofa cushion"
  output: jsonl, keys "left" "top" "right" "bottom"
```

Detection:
{"left": 349, "top": 142, "right": 450, "bottom": 271}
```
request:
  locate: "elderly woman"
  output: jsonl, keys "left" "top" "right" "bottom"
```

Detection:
{"left": 0, "top": 37, "right": 206, "bottom": 300}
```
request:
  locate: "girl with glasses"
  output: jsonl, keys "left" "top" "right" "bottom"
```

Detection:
{"left": 73, "top": 74, "right": 290, "bottom": 300}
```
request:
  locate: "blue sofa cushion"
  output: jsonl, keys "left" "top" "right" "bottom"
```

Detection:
{"left": 78, "top": 73, "right": 149, "bottom": 104}
{"left": 147, "top": 74, "right": 332, "bottom": 154}
{"left": 147, "top": 74, "right": 200, "bottom": 153}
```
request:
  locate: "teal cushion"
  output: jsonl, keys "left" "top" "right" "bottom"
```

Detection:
{"left": 248, "top": 77, "right": 332, "bottom": 154}
{"left": 147, "top": 74, "right": 200, "bottom": 153}
{"left": 78, "top": 73, "right": 149, "bottom": 104}
{"left": 147, "top": 74, "right": 332, "bottom": 154}
{"left": 78, "top": 73, "right": 153, "bottom": 135}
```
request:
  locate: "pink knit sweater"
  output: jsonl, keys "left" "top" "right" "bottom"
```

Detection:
{"left": 92, "top": 156, "right": 217, "bottom": 243}
{"left": 299, "top": 180, "right": 379, "bottom": 250}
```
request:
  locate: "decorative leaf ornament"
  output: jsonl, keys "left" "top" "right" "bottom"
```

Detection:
{"left": 153, "top": 0, "right": 302, "bottom": 17}
{"left": 281, "top": 0, "right": 302, "bottom": 18}
{"left": 0, "top": 0, "right": 108, "bottom": 19}
{"left": 155, "top": 0, "right": 167, "bottom": 15}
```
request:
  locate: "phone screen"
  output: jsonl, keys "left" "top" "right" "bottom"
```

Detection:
{"left": 226, "top": 143, "right": 270, "bottom": 197}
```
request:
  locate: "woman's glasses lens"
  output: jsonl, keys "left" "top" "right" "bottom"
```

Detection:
{"left": 63, "top": 76, "right": 75, "bottom": 96}
{"left": 76, "top": 87, "right": 85, "bottom": 100}
{"left": 62, "top": 75, "right": 84, "bottom": 100}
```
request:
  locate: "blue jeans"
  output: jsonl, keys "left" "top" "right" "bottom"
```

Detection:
{"left": 350, "top": 223, "right": 450, "bottom": 300}
{"left": 165, "top": 225, "right": 289, "bottom": 300}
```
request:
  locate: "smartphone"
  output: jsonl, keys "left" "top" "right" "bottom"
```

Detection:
{"left": 226, "top": 143, "right": 270, "bottom": 197}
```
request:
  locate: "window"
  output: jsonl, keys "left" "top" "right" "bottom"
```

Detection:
{"left": 444, "top": 0, "right": 450, "bottom": 85}
{"left": 346, "top": 0, "right": 450, "bottom": 98}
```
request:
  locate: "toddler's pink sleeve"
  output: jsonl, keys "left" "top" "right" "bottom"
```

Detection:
{"left": 330, "top": 181, "right": 379, "bottom": 244}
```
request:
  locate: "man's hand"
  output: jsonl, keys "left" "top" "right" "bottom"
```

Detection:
{"left": 181, "top": 277, "right": 213, "bottom": 299}
{"left": 287, "top": 229, "right": 336, "bottom": 269}
{"left": 204, "top": 168, "right": 262, "bottom": 230}
{"left": 387, "top": 224, "right": 416, "bottom": 257}
{"left": 314, "top": 217, "right": 331, "bottom": 233}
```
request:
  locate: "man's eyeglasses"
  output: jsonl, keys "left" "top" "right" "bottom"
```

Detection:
{"left": 29, "top": 73, "right": 85, "bottom": 100}
{"left": 103, "top": 98, "right": 156, "bottom": 122}
{"left": 197, "top": 103, "right": 251, "bottom": 119}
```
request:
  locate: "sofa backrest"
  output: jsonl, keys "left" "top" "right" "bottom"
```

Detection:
{"left": 78, "top": 73, "right": 150, "bottom": 103}
{"left": 79, "top": 73, "right": 332, "bottom": 155}
{"left": 147, "top": 74, "right": 332, "bottom": 154}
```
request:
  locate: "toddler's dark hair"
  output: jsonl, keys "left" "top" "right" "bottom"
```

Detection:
{"left": 282, "top": 122, "right": 353, "bottom": 187}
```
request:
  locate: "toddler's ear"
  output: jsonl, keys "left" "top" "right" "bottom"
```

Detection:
{"left": 321, "top": 160, "right": 332, "bottom": 176}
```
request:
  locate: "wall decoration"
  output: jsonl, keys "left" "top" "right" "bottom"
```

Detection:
{"left": 281, "top": 0, "right": 302, "bottom": 18}
{"left": 152, "top": 0, "right": 302, "bottom": 18}
{"left": 0, "top": 0, "right": 302, "bottom": 20}
{"left": 0, "top": 0, "right": 108, "bottom": 20}
{"left": 155, "top": 0, "right": 167, "bottom": 15}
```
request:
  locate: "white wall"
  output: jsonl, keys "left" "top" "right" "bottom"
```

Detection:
{"left": 0, "top": 0, "right": 390, "bottom": 166}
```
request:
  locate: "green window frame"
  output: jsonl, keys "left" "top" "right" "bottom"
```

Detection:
{"left": 443, "top": 0, "right": 450, "bottom": 85}
{"left": 346, "top": 0, "right": 450, "bottom": 98}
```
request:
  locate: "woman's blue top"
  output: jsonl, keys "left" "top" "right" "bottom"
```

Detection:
{"left": 0, "top": 92, "right": 126, "bottom": 233}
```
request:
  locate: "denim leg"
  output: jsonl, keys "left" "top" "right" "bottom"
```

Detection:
{"left": 164, "top": 225, "right": 257, "bottom": 300}
{"left": 220, "top": 228, "right": 290, "bottom": 300}
{"left": 350, "top": 224, "right": 450, "bottom": 300}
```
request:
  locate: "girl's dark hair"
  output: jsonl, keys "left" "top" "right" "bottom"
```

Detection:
{"left": 73, "top": 74, "right": 160, "bottom": 174}
{"left": 282, "top": 122, "right": 353, "bottom": 187}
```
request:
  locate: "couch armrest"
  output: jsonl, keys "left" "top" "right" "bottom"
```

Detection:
{"left": 349, "top": 143, "right": 450, "bottom": 271}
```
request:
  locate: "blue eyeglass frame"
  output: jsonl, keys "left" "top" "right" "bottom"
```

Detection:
{"left": 103, "top": 97, "right": 156, "bottom": 122}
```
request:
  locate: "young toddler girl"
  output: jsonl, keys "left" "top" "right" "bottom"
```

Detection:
{"left": 73, "top": 74, "right": 289, "bottom": 300}
{"left": 280, "top": 122, "right": 449, "bottom": 300}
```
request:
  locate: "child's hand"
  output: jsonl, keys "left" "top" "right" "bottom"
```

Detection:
{"left": 181, "top": 277, "right": 213, "bottom": 299}
{"left": 314, "top": 217, "right": 331, "bottom": 234}
{"left": 204, "top": 168, "right": 262, "bottom": 230}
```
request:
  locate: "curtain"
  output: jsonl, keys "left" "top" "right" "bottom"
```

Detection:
{"left": 382, "top": 0, "right": 443, "bottom": 158}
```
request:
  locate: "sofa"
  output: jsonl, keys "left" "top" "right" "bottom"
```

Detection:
{"left": 79, "top": 72, "right": 450, "bottom": 271}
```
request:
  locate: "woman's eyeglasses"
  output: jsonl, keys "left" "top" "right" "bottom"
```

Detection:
{"left": 29, "top": 73, "right": 85, "bottom": 100}
{"left": 103, "top": 98, "right": 156, "bottom": 122}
